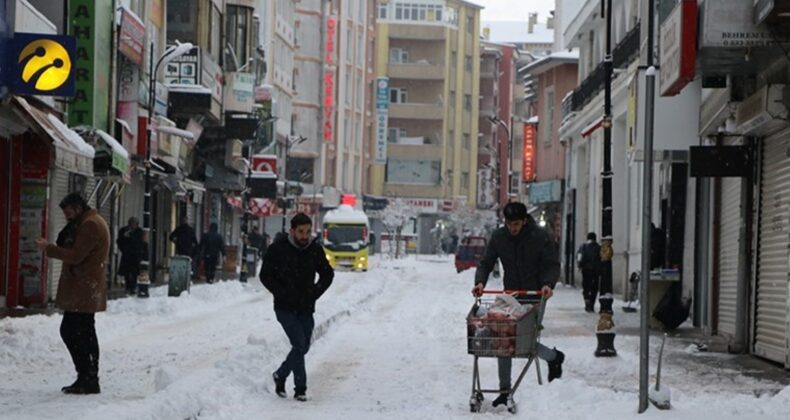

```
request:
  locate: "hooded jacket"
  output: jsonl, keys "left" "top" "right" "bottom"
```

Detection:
{"left": 259, "top": 234, "right": 334, "bottom": 313}
{"left": 46, "top": 209, "right": 110, "bottom": 313}
{"left": 474, "top": 216, "right": 560, "bottom": 291}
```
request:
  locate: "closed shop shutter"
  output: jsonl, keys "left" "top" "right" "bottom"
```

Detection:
{"left": 717, "top": 175, "right": 742, "bottom": 337}
{"left": 755, "top": 129, "right": 790, "bottom": 366}
{"left": 47, "top": 169, "right": 70, "bottom": 301}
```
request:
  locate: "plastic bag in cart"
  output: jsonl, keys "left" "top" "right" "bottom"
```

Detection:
{"left": 489, "top": 294, "right": 530, "bottom": 319}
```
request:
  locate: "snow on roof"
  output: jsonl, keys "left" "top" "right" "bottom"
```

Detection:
{"left": 46, "top": 114, "right": 95, "bottom": 158}
{"left": 166, "top": 83, "right": 212, "bottom": 95}
{"left": 520, "top": 50, "right": 579, "bottom": 74}
{"left": 482, "top": 21, "right": 554, "bottom": 45}
{"left": 527, "top": 115, "right": 539, "bottom": 124}
{"left": 95, "top": 129, "right": 130, "bottom": 159}
{"left": 323, "top": 204, "right": 369, "bottom": 225}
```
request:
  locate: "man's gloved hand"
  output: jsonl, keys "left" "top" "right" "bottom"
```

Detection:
{"left": 471, "top": 283, "right": 484, "bottom": 297}
{"left": 541, "top": 285, "right": 554, "bottom": 299}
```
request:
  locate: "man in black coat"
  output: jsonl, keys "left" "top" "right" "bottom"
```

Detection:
{"left": 117, "top": 217, "right": 146, "bottom": 295}
{"left": 577, "top": 232, "right": 601, "bottom": 312}
{"left": 199, "top": 223, "right": 225, "bottom": 283}
{"left": 472, "top": 202, "right": 564, "bottom": 409}
{"left": 260, "top": 213, "right": 334, "bottom": 402}
{"left": 170, "top": 216, "right": 198, "bottom": 257}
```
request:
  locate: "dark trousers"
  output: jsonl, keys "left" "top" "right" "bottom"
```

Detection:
{"left": 204, "top": 256, "right": 218, "bottom": 282}
{"left": 582, "top": 269, "right": 600, "bottom": 303}
{"left": 60, "top": 312, "right": 99, "bottom": 379}
{"left": 274, "top": 310, "right": 315, "bottom": 393}
{"left": 124, "top": 272, "right": 137, "bottom": 294}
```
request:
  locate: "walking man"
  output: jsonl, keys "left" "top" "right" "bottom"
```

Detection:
{"left": 472, "top": 202, "right": 565, "bottom": 409}
{"left": 35, "top": 193, "right": 110, "bottom": 394}
{"left": 170, "top": 216, "right": 199, "bottom": 257}
{"left": 117, "top": 217, "right": 146, "bottom": 295}
{"left": 260, "top": 213, "right": 334, "bottom": 401}
{"left": 199, "top": 223, "right": 225, "bottom": 283}
{"left": 577, "top": 232, "right": 602, "bottom": 312}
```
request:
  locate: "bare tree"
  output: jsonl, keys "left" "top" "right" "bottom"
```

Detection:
{"left": 380, "top": 198, "right": 417, "bottom": 258}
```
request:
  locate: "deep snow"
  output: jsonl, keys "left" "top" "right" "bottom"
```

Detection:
{"left": 0, "top": 255, "right": 787, "bottom": 419}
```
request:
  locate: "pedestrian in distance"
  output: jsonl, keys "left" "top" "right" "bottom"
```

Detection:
{"left": 260, "top": 213, "right": 334, "bottom": 402}
{"left": 170, "top": 216, "right": 199, "bottom": 257}
{"left": 117, "top": 217, "right": 146, "bottom": 295}
{"left": 35, "top": 193, "right": 110, "bottom": 395}
{"left": 247, "top": 226, "right": 266, "bottom": 257}
{"left": 471, "top": 201, "right": 565, "bottom": 409}
{"left": 199, "top": 222, "right": 225, "bottom": 284}
{"left": 577, "top": 232, "right": 601, "bottom": 313}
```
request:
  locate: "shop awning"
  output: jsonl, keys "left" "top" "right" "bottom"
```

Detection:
{"left": 94, "top": 129, "right": 130, "bottom": 173}
{"left": 12, "top": 97, "right": 95, "bottom": 176}
{"left": 248, "top": 198, "right": 279, "bottom": 217}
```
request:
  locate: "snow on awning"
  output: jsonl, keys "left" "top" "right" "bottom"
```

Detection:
{"left": 581, "top": 116, "right": 604, "bottom": 138}
{"left": 527, "top": 115, "right": 539, "bottom": 124}
{"left": 11, "top": 97, "right": 95, "bottom": 176}
{"left": 166, "top": 84, "right": 211, "bottom": 95}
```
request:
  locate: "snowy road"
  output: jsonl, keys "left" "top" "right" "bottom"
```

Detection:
{"left": 1, "top": 256, "right": 788, "bottom": 419}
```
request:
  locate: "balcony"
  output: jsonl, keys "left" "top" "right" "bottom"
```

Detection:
{"left": 389, "top": 24, "right": 446, "bottom": 41}
{"left": 389, "top": 102, "right": 444, "bottom": 120}
{"left": 388, "top": 62, "right": 445, "bottom": 80}
{"left": 388, "top": 143, "right": 443, "bottom": 160}
{"left": 480, "top": 96, "right": 497, "bottom": 117}
{"left": 566, "top": 22, "right": 641, "bottom": 115}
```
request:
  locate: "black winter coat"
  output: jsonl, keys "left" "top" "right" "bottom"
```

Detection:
{"left": 117, "top": 225, "right": 146, "bottom": 276}
{"left": 259, "top": 235, "right": 334, "bottom": 313}
{"left": 199, "top": 231, "right": 225, "bottom": 260}
{"left": 474, "top": 216, "right": 560, "bottom": 291}
{"left": 170, "top": 224, "right": 198, "bottom": 256}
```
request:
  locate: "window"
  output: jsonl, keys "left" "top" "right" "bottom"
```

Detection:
{"left": 287, "top": 158, "right": 314, "bottom": 183}
{"left": 544, "top": 89, "right": 555, "bottom": 144}
{"left": 445, "top": 6, "right": 458, "bottom": 26}
{"left": 464, "top": 55, "right": 472, "bottom": 71}
{"left": 225, "top": 5, "right": 252, "bottom": 70}
{"left": 395, "top": 3, "right": 403, "bottom": 19}
{"left": 390, "top": 88, "right": 407, "bottom": 103}
{"left": 386, "top": 159, "right": 441, "bottom": 184}
{"left": 345, "top": 72, "right": 351, "bottom": 105}
{"left": 379, "top": 5, "right": 387, "bottom": 19}
{"left": 451, "top": 51, "right": 457, "bottom": 65}
{"left": 466, "top": 16, "right": 474, "bottom": 33}
{"left": 464, "top": 94, "right": 472, "bottom": 111}
{"left": 167, "top": 0, "right": 198, "bottom": 44}
{"left": 463, "top": 133, "right": 470, "bottom": 150}
{"left": 357, "top": 32, "right": 364, "bottom": 63}
{"left": 388, "top": 127, "right": 405, "bottom": 143}
{"left": 346, "top": 28, "right": 353, "bottom": 63}
{"left": 461, "top": 171, "right": 469, "bottom": 189}
{"left": 209, "top": 4, "right": 222, "bottom": 62}
{"left": 390, "top": 48, "right": 409, "bottom": 64}
{"left": 449, "top": 90, "right": 455, "bottom": 108}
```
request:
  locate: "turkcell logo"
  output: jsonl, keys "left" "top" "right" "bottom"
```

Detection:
{"left": 7, "top": 33, "right": 77, "bottom": 97}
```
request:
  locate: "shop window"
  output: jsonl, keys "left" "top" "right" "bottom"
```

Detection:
{"left": 225, "top": 5, "right": 252, "bottom": 70}
{"left": 386, "top": 159, "right": 441, "bottom": 185}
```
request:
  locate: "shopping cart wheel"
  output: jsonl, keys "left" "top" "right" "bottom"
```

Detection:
{"left": 469, "top": 395, "right": 482, "bottom": 412}
{"left": 470, "top": 402, "right": 481, "bottom": 413}
{"left": 506, "top": 397, "right": 517, "bottom": 414}
{"left": 475, "top": 391, "right": 484, "bottom": 402}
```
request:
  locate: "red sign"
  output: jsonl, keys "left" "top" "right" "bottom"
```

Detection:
{"left": 323, "top": 16, "right": 337, "bottom": 142}
{"left": 118, "top": 7, "right": 145, "bottom": 66}
{"left": 659, "top": 0, "right": 697, "bottom": 96}
{"left": 251, "top": 154, "right": 277, "bottom": 174}
{"left": 522, "top": 124, "right": 536, "bottom": 181}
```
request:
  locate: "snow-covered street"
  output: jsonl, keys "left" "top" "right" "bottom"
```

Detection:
{"left": 1, "top": 256, "right": 788, "bottom": 419}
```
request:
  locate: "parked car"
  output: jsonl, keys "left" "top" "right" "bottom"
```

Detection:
{"left": 454, "top": 236, "right": 487, "bottom": 273}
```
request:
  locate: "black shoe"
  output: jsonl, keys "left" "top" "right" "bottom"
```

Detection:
{"left": 585, "top": 300, "right": 594, "bottom": 313}
{"left": 548, "top": 349, "right": 565, "bottom": 382}
{"left": 62, "top": 376, "right": 100, "bottom": 394}
{"left": 61, "top": 377, "right": 82, "bottom": 392}
{"left": 492, "top": 393, "right": 509, "bottom": 407}
{"left": 273, "top": 372, "right": 286, "bottom": 398}
{"left": 294, "top": 389, "right": 307, "bottom": 402}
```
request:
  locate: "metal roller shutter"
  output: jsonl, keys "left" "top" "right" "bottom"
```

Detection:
{"left": 47, "top": 169, "right": 70, "bottom": 301}
{"left": 717, "top": 175, "right": 742, "bottom": 337}
{"left": 755, "top": 129, "right": 790, "bottom": 366}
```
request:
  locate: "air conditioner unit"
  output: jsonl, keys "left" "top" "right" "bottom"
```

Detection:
{"left": 735, "top": 84, "right": 789, "bottom": 136}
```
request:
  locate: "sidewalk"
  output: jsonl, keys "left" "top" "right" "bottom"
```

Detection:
{"left": 546, "top": 284, "right": 790, "bottom": 396}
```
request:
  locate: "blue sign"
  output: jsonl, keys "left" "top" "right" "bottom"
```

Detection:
{"left": 375, "top": 77, "right": 389, "bottom": 165}
{"left": 6, "top": 33, "right": 77, "bottom": 97}
{"left": 528, "top": 180, "right": 563, "bottom": 204}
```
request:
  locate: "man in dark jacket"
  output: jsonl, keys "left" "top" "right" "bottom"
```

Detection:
{"left": 35, "top": 193, "right": 110, "bottom": 395}
{"left": 199, "top": 223, "right": 225, "bottom": 283}
{"left": 117, "top": 217, "right": 146, "bottom": 295}
{"left": 472, "top": 202, "right": 564, "bottom": 409}
{"left": 577, "top": 232, "right": 601, "bottom": 312}
{"left": 170, "top": 216, "right": 198, "bottom": 257}
{"left": 260, "top": 213, "right": 334, "bottom": 402}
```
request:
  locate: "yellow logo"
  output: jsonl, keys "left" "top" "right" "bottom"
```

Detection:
{"left": 18, "top": 39, "right": 72, "bottom": 91}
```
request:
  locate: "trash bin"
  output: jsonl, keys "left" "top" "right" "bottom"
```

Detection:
{"left": 168, "top": 255, "right": 192, "bottom": 297}
{"left": 244, "top": 247, "right": 258, "bottom": 281}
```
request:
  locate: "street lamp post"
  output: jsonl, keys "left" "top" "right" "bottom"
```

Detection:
{"left": 280, "top": 135, "right": 307, "bottom": 232}
{"left": 140, "top": 41, "right": 194, "bottom": 298}
{"left": 489, "top": 115, "right": 511, "bottom": 208}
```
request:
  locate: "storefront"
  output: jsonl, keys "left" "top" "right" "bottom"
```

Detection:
{"left": 0, "top": 97, "right": 95, "bottom": 308}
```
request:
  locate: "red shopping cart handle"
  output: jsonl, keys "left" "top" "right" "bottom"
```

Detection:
{"left": 481, "top": 289, "right": 543, "bottom": 296}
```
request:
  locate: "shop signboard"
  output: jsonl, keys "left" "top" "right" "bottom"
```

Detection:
{"left": 118, "top": 6, "right": 145, "bottom": 65}
{"left": 7, "top": 33, "right": 77, "bottom": 97}
{"left": 528, "top": 180, "right": 562, "bottom": 204}
{"left": 375, "top": 77, "right": 389, "bottom": 164}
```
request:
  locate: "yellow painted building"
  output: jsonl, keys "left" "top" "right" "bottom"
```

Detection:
{"left": 370, "top": 0, "right": 481, "bottom": 206}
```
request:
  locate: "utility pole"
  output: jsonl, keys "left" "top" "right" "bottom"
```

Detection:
{"left": 639, "top": 0, "right": 657, "bottom": 412}
{"left": 594, "top": 0, "right": 617, "bottom": 357}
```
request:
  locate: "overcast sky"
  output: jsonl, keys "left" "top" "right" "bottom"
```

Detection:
{"left": 470, "top": 0, "right": 554, "bottom": 22}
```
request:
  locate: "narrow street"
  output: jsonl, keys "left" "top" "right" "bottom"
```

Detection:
{"left": 1, "top": 257, "right": 789, "bottom": 419}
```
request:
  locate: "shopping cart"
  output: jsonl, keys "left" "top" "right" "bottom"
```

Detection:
{"left": 466, "top": 290, "right": 547, "bottom": 414}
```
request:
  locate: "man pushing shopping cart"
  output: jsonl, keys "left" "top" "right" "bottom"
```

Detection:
{"left": 469, "top": 201, "right": 565, "bottom": 413}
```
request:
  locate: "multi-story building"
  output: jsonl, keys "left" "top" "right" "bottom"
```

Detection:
{"left": 482, "top": 12, "right": 554, "bottom": 57}
{"left": 371, "top": 0, "right": 481, "bottom": 207}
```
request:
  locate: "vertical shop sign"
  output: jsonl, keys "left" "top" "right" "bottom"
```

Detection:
{"left": 375, "top": 77, "right": 389, "bottom": 164}
{"left": 323, "top": 16, "right": 337, "bottom": 141}
{"left": 522, "top": 124, "right": 536, "bottom": 181}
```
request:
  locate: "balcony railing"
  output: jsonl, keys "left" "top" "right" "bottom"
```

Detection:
{"left": 565, "top": 22, "right": 641, "bottom": 116}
